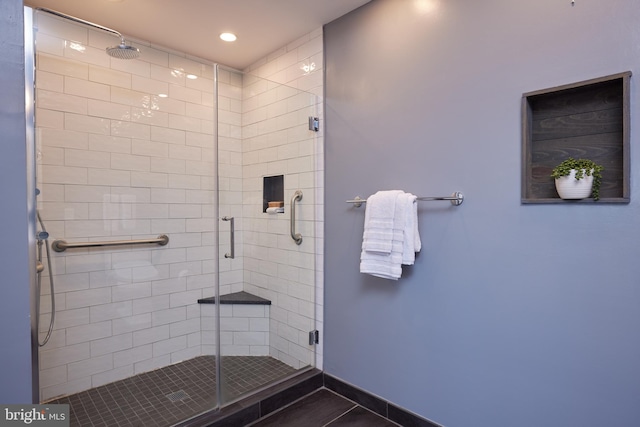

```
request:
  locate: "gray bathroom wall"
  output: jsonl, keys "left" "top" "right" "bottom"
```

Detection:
{"left": 0, "top": 1, "right": 33, "bottom": 403}
{"left": 324, "top": 1, "right": 640, "bottom": 426}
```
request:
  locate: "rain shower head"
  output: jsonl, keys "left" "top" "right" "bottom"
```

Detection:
{"left": 106, "top": 41, "right": 141, "bottom": 60}
{"left": 37, "top": 8, "right": 140, "bottom": 60}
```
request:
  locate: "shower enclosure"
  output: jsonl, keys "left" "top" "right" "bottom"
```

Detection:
{"left": 27, "top": 7, "right": 320, "bottom": 425}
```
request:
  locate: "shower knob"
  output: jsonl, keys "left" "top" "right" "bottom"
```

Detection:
{"left": 36, "top": 231, "right": 49, "bottom": 240}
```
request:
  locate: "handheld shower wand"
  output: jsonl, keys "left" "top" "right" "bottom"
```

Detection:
{"left": 36, "top": 211, "right": 55, "bottom": 347}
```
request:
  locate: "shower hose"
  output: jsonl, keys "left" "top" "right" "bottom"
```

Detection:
{"left": 36, "top": 211, "right": 55, "bottom": 347}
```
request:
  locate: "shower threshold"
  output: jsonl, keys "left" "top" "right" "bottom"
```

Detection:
{"left": 45, "top": 355, "right": 296, "bottom": 427}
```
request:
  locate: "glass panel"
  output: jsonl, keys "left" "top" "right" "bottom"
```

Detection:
{"left": 32, "top": 9, "right": 218, "bottom": 425}
{"left": 216, "top": 66, "right": 318, "bottom": 405}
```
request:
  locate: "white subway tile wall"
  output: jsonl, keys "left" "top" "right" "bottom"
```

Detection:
{"left": 240, "top": 27, "right": 324, "bottom": 370}
{"left": 35, "top": 9, "right": 324, "bottom": 402}
{"left": 201, "top": 304, "right": 270, "bottom": 356}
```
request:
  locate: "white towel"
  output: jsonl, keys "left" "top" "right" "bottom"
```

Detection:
{"left": 266, "top": 207, "right": 284, "bottom": 214}
{"left": 401, "top": 193, "right": 421, "bottom": 265}
{"left": 360, "top": 191, "right": 422, "bottom": 280}
{"left": 360, "top": 191, "right": 407, "bottom": 280}
{"left": 359, "top": 253, "right": 403, "bottom": 279}
{"left": 361, "top": 190, "right": 402, "bottom": 254}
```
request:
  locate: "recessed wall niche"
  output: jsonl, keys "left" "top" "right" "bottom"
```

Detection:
{"left": 521, "top": 72, "right": 631, "bottom": 203}
{"left": 263, "top": 175, "right": 284, "bottom": 213}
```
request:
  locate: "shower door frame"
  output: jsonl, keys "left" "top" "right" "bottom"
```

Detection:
{"left": 25, "top": 6, "right": 41, "bottom": 405}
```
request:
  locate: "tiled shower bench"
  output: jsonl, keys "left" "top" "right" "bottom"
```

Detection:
{"left": 198, "top": 291, "right": 271, "bottom": 356}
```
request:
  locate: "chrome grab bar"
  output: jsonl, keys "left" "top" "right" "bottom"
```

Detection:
{"left": 52, "top": 235, "right": 169, "bottom": 252}
{"left": 222, "top": 216, "right": 235, "bottom": 258}
{"left": 290, "top": 190, "right": 303, "bottom": 245}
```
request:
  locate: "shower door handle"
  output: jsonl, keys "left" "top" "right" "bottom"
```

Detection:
{"left": 222, "top": 216, "right": 235, "bottom": 259}
{"left": 290, "top": 190, "right": 303, "bottom": 245}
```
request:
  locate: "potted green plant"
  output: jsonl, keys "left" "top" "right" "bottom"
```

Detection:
{"left": 550, "top": 157, "right": 604, "bottom": 200}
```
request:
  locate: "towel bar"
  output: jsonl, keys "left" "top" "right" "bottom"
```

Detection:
{"left": 346, "top": 192, "right": 464, "bottom": 207}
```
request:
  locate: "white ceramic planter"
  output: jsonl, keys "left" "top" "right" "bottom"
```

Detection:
{"left": 555, "top": 169, "right": 593, "bottom": 199}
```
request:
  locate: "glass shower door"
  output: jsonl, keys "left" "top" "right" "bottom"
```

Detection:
{"left": 216, "top": 65, "right": 319, "bottom": 405}
{"left": 31, "top": 8, "right": 218, "bottom": 425}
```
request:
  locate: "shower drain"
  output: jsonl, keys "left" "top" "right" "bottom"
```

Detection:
{"left": 166, "top": 390, "right": 189, "bottom": 402}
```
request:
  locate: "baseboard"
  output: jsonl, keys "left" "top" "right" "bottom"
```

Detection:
{"left": 179, "top": 369, "right": 442, "bottom": 427}
{"left": 323, "top": 373, "right": 442, "bottom": 427}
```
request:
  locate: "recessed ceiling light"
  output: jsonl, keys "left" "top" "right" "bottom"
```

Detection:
{"left": 220, "top": 33, "right": 237, "bottom": 42}
{"left": 186, "top": 74, "right": 198, "bottom": 80}
{"left": 158, "top": 93, "right": 168, "bottom": 98}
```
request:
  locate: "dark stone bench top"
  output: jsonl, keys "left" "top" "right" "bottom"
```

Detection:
{"left": 197, "top": 291, "right": 271, "bottom": 305}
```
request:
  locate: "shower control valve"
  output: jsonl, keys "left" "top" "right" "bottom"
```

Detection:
{"left": 36, "top": 231, "right": 49, "bottom": 241}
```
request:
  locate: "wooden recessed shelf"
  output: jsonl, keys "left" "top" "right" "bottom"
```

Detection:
{"left": 521, "top": 72, "right": 631, "bottom": 203}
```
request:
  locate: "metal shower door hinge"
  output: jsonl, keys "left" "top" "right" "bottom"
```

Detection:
{"left": 308, "top": 330, "right": 319, "bottom": 345}
{"left": 308, "top": 116, "right": 319, "bottom": 132}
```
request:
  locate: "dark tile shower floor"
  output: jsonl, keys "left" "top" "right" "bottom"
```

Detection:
{"left": 46, "top": 356, "right": 297, "bottom": 427}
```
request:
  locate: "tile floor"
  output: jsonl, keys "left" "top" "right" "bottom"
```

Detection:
{"left": 248, "top": 389, "right": 400, "bottom": 427}
{"left": 46, "top": 355, "right": 296, "bottom": 427}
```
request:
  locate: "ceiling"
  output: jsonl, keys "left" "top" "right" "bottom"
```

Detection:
{"left": 24, "top": 0, "right": 371, "bottom": 70}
